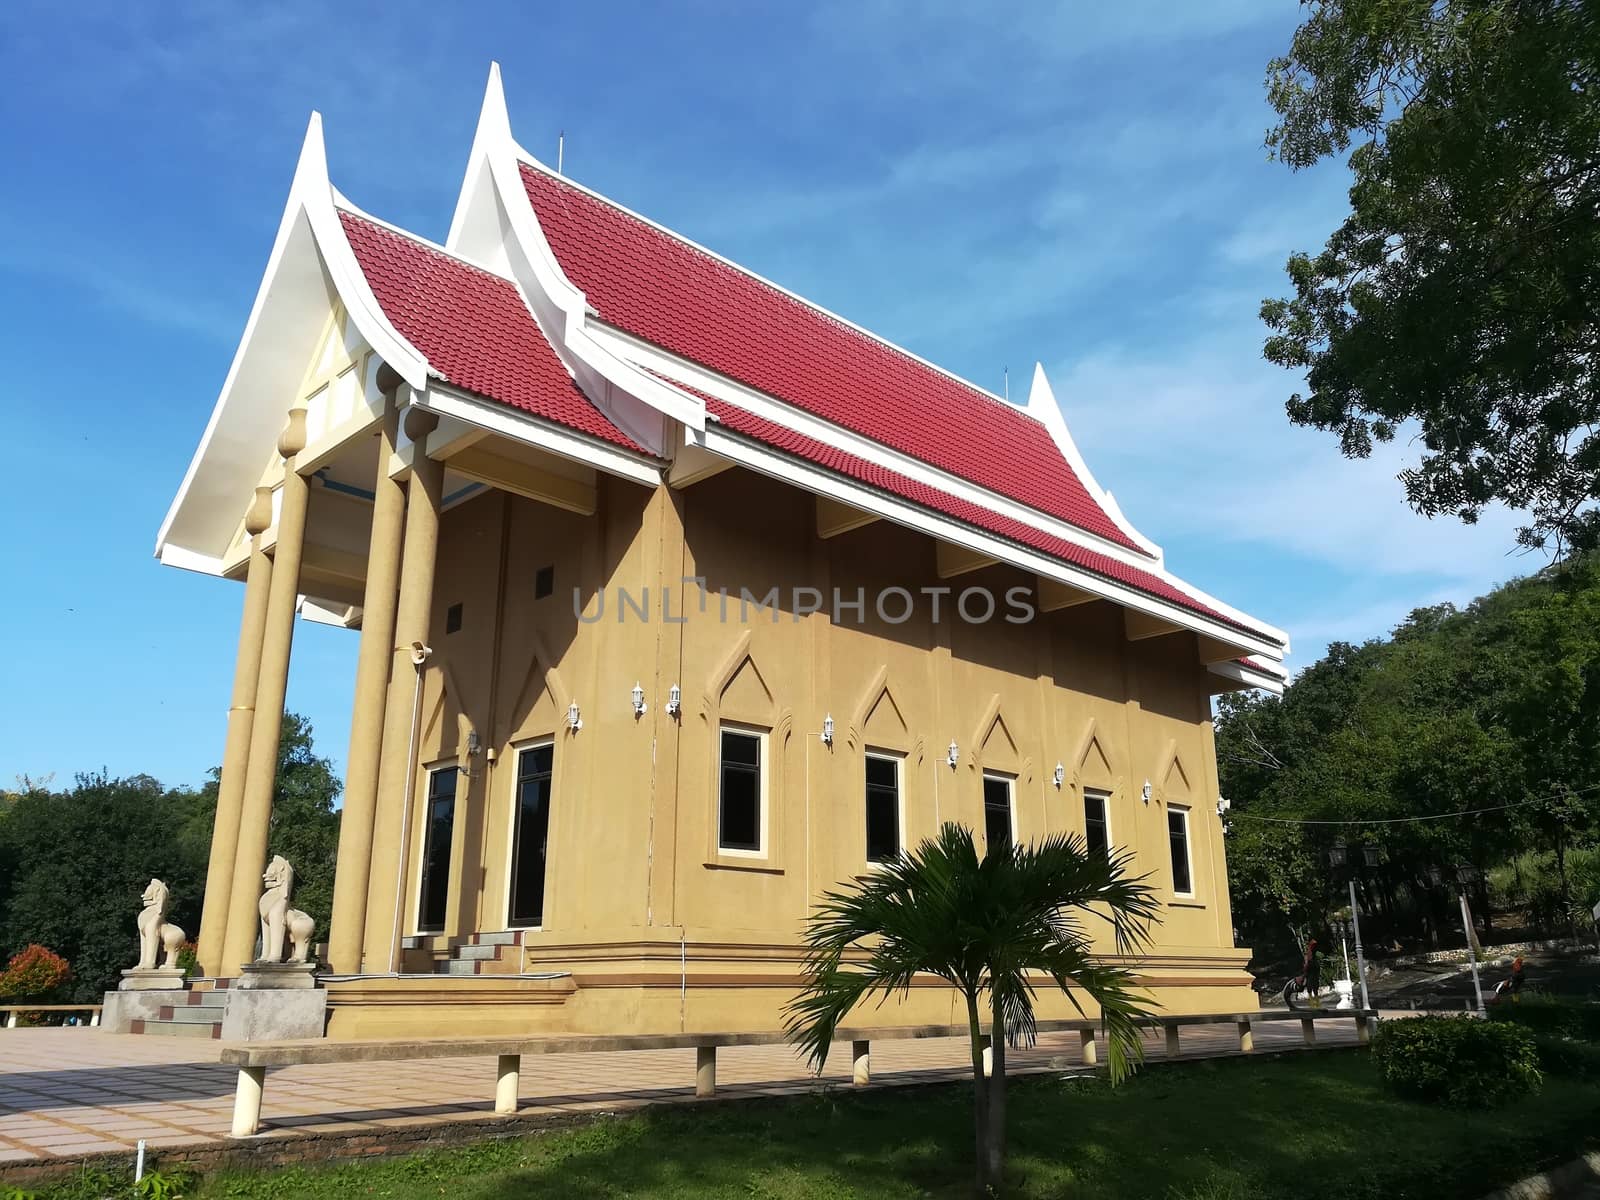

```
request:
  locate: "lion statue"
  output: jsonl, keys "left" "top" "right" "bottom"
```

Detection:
{"left": 257, "top": 855, "right": 317, "bottom": 964}
{"left": 137, "top": 879, "right": 186, "bottom": 971}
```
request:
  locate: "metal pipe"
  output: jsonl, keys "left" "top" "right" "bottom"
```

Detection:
{"left": 1460, "top": 892, "right": 1486, "bottom": 1017}
{"left": 387, "top": 642, "right": 431, "bottom": 973}
{"left": 1348, "top": 880, "right": 1371, "bottom": 1012}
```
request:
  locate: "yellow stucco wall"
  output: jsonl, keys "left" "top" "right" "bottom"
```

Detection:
{"left": 336, "top": 465, "right": 1254, "bottom": 1038}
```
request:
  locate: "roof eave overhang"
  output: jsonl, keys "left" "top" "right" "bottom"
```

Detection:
{"left": 419, "top": 381, "right": 663, "bottom": 488}
{"left": 1207, "top": 659, "right": 1287, "bottom": 696}
{"left": 699, "top": 420, "right": 1287, "bottom": 663}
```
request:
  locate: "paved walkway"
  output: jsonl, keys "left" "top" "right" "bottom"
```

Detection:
{"left": 0, "top": 1020, "right": 1362, "bottom": 1166}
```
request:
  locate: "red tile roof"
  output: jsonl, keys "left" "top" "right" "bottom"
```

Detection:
{"left": 338, "top": 210, "right": 652, "bottom": 456}
{"left": 519, "top": 162, "right": 1147, "bottom": 555}
{"left": 687, "top": 386, "right": 1267, "bottom": 639}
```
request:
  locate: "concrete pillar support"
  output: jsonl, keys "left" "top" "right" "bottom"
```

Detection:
{"left": 1164, "top": 1024, "right": 1181, "bottom": 1059}
{"left": 230, "top": 1066, "right": 265, "bottom": 1138}
{"left": 1301, "top": 1017, "right": 1317, "bottom": 1046}
{"left": 495, "top": 1054, "right": 521, "bottom": 1114}
{"left": 327, "top": 398, "right": 406, "bottom": 974}
{"left": 851, "top": 1040, "right": 871, "bottom": 1087}
{"left": 1078, "top": 1028, "right": 1098, "bottom": 1066}
{"left": 362, "top": 408, "right": 445, "bottom": 972}
{"left": 195, "top": 488, "right": 275, "bottom": 978}
{"left": 1237, "top": 1019, "right": 1254, "bottom": 1053}
{"left": 220, "top": 409, "right": 311, "bottom": 973}
{"left": 695, "top": 1045, "right": 717, "bottom": 1097}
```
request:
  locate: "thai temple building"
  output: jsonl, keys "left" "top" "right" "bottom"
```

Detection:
{"left": 154, "top": 66, "right": 1288, "bottom": 1039}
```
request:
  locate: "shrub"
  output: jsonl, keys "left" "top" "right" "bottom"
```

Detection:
{"left": 1371, "top": 1015, "right": 1541, "bottom": 1108}
{"left": 0, "top": 944, "right": 71, "bottom": 1002}
{"left": 1533, "top": 1032, "right": 1600, "bottom": 1079}
{"left": 1488, "top": 995, "right": 1600, "bottom": 1042}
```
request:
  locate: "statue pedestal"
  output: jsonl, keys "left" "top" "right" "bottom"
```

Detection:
{"left": 118, "top": 968, "right": 188, "bottom": 992}
{"left": 235, "top": 962, "right": 318, "bottom": 990}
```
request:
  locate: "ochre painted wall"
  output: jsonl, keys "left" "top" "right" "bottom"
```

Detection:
{"left": 341, "top": 465, "right": 1253, "bottom": 1037}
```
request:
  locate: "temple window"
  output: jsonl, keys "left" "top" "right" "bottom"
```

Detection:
{"left": 1168, "top": 805, "right": 1194, "bottom": 896}
{"left": 982, "top": 773, "right": 1014, "bottom": 857}
{"left": 718, "top": 725, "right": 766, "bottom": 854}
{"left": 864, "top": 753, "right": 902, "bottom": 863}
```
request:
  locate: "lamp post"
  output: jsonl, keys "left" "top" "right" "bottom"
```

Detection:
{"left": 1457, "top": 864, "right": 1487, "bottom": 1018}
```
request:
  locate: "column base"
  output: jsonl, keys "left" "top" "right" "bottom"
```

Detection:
{"left": 118, "top": 968, "right": 189, "bottom": 992}
{"left": 235, "top": 962, "right": 319, "bottom": 990}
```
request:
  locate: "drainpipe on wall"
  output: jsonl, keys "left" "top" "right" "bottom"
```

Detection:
{"left": 387, "top": 640, "right": 432, "bottom": 973}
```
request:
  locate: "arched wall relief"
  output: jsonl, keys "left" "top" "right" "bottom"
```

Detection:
{"left": 1154, "top": 738, "right": 1193, "bottom": 806}
{"left": 699, "top": 630, "right": 791, "bottom": 868}
{"left": 498, "top": 629, "right": 574, "bottom": 744}
{"left": 846, "top": 666, "right": 911, "bottom": 752}
{"left": 1070, "top": 717, "right": 1122, "bottom": 799}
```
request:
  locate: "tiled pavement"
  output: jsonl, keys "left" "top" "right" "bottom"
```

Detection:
{"left": 0, "top": 1019, "right": 1363, "bottom": 1166}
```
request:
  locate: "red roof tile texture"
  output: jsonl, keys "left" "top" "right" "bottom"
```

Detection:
{"left": 519, "top": 163, "right": 1146, "bottom": 555}
{"left": 338, "top": 210, "right": 652, "bottom": 455}
{"left": 697, "top": 392, "right": 1265, "bottom": 639}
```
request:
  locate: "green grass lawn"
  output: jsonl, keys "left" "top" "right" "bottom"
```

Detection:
{"left": 131, "top": 1050, "right": 1600, "bottom": 1198}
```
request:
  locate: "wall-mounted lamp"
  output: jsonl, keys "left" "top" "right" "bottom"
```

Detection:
{"left": 466, "top": 730, "right": 481, "bottom": 756}
{"left": 947, "top": 741, "right": 960, "bottom": 769}
{"left": 1052, "top": 762, "right": 1065, "bottom": 789}
{"left": 1141, "top": 780, "right": 1152, "bottom": 804}
{"left": 821, "top": 715, "right": 834, "bottom": 746}
{"left": 1216, "top": 796, "right": 1232, "bottom": 818}
{"left": 666, "top": 684, "right": 681, "bottom": 718}
{"left": 567, "top": 700, "right": 583, "bottom": 732}
{"left": 631, "top": 682, "right": 647, "bottom": 718}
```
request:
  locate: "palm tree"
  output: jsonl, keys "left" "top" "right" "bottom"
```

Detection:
{"left": 785, "top": 822, "right": 1160, "bottom": 1195}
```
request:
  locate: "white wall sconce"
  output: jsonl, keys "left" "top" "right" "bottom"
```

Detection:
{"left": 1216, "top": 796, "right": 1232, "bottom": 818}
{"left": 567, "top": 700, "right": 583, "bottom": 732}
{"left": 631, "top": 682, "right": 647, "bottom": 718}
{"left": 821, "top": 715, "right": 834, "bottom": 746}
{"left": 466, "top": 730, "right": 481, "bottom": 756}
{"left": 1052, "top": 762, "right": 1065, "bottom": 788}
{"left": 666, "top": 684, "right": 681, "bottom": 718}
{"left": 947, "top": 741, "right": 960, "bottom": 769}
{"left": 1141, "top": 780, "right": 1152, "bottom": 804}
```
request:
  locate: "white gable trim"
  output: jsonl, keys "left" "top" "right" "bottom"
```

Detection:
{"left": 1207, "top": 659, "right": 1286, "bottom": 696}
{"left": 442, "top": 65, "right": 702, "bottom": 449}
{"left": 156, "top": 114, "right": 430, "bottom": 573}
{"left": 1026, "top": 363, "right": 1163, "bottom": 561}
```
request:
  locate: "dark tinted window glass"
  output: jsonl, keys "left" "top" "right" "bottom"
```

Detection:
{"left": 417, "top": 767, "right": 458, "bottom": 932}
{"left": 509, "top": 745, "right": 554, "bottom": 927}
{"left": 535, "top": 565, "right": 554, "bottom": 599}
{"left": 1084, "top": 792, "right": 1110, "bottom": 858}
{"left": 445, "top": 603, "right": 463, "bottom": 634}
{"left": 719, "top": 729, "right": 762, "bottom": 851}
{"left": 983, "top": 775, "right": 1012, "bottom": 857}
{"left": 1168, "top": 809, "right": 1192, "bottom": 894}
{"left": 865, "top": 755, "right": 900, "bottom": 862}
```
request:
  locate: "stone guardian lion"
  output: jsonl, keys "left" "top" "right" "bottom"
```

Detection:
{"left": 257, "top": 855, "right": 317, "bottom": 964}
{"left": 137, "top": 879, "right": 186, "bottom": 971}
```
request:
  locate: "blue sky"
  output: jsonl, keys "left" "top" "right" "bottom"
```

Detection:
{"left": 0, "top": 1, "right": 1531, "bottom": 792}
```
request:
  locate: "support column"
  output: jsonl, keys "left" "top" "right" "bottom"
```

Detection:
{"left": 851, "top": 1040, "right": 871, "bottom": 1087}
{"left": 1078, "top": 1028, "right": 1098, "bottom": 1066}
{"left": 362, "top": 409, "right": 445, "bottom": 972}
{"left": 219, "top": 409, "right": 311, "bottom": 974}
{"left": 195, "top": 488, "right": 275, "bottom": 978}
{"left": 326, "top": 397, "right": 406, "bottom": 974}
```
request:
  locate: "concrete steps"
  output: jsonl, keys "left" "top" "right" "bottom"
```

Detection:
{"left": 432, "top": 931, "right": 530, "bottom": 976}
{"left": 127, "top": 989, "right": 226, "bottom": 1039}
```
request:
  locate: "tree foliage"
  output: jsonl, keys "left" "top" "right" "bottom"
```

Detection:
{"left": 0, "top": 714, "right": 341, "bottom": 998}
{"left": 785, "top": 823, "right": 1159, "bottom": 1195}
{"left": 1218, "top": 554, "right": 1600, "bottom": 959}
{"left": 1263, "top": 0, "right": 1600, "bottom": 553}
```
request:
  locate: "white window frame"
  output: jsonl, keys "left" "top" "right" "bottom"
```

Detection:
{"left": 503, "top": 737, "right": 555, "bottom": 931}
{"left": 1167, "top": 803, "right": 1195, "bottom": 898}
{"left": 863, "top": 750, "right": 906, "bottom": 866}
{"left": 717, "top": 722, "right": 769, "bottom": 858}
{"left": 1083, "top": 787, "right": 1113, "bottom": 859}
{"left": 981, "top": 770, "right": 1016, "bottom": 853}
